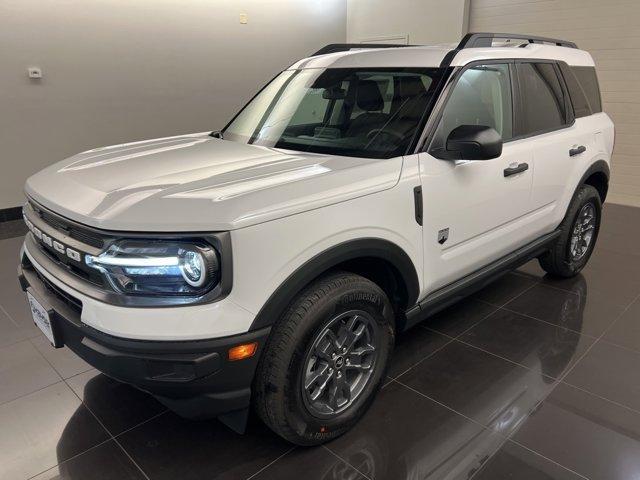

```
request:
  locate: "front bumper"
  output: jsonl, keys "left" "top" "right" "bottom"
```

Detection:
{"left": 18, "top": 251, "right": 270, "bottom": 420}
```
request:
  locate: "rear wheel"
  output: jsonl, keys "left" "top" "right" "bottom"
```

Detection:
{"left": 253, "top": 272, "right": 394, "bottom": 445}
{"left": 539, "top": 184, "right": 601, "bottom": 277}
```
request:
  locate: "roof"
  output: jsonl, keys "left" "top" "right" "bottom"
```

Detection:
{"left": 290, "top": 37, "right": 595, "bottom": 70}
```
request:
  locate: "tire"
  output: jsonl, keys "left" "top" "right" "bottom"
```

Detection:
{"left": 538, "top": 184, "right": 602, "bottom": 278}
{"left": 253, "top": 271, "right": 395, "bottom": 446}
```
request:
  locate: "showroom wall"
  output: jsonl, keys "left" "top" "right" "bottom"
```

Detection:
{"left": 347, "top": 0, "right": 469, "bottom": 45}
{"left": 470, "top": 0, "right": 640, "bottom": 207}
{"left": 0, "top": 0, "right": 346, "bottom": 209}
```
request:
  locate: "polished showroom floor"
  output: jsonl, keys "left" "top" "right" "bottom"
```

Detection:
{"left": 1, "top": 204, "right": 640, "bottom": 480}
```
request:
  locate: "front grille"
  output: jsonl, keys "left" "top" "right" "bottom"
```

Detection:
{"left": 38, "top": 243, "right": 105, "bottom": 287}
{"left": 26, "top": 258, "right": 83, "bottom": 315}
{"left": 25, "top": 199, "right": 108, "bottom": 289}
{"left": 30, "top": 201, "right": 105, "bottom": 249}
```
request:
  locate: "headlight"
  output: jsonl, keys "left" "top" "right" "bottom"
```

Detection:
{"left": 85, "top": 240, "right": 219, "bottom": 296}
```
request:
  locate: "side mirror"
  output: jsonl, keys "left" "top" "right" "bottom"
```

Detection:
{"left": 446, "top": 125, "right": 503, "bottom": 160}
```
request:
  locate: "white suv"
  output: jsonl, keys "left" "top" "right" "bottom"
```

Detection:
{"left": 18, "top": 33, "right": 613, "bottom": 445}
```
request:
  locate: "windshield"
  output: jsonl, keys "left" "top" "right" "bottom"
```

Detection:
{"left": 222, "top": 67, "right": 445, "bottom": 158}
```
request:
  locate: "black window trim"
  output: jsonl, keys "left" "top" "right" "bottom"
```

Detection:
{"left": 419, "top": 57, "right": 579, "bottom": 156}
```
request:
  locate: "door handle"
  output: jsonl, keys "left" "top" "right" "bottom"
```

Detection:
{"left": 503, "top": 162, "right": 529, "bottom": 177}
{"left": 569, "top": 145, "right": 586, "bottom": 156}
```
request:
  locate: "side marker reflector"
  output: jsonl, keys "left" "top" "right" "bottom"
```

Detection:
{"left": 228, "top": 342, "right": 258, "bottom": 361}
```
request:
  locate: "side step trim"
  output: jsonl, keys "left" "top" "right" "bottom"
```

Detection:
{"left": 403, "top": 229, "right": 561, "bottom": 330}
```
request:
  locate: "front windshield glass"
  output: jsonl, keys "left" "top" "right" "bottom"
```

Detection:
{"left": 223, "top": 67, "right": 445, "bottom": 158}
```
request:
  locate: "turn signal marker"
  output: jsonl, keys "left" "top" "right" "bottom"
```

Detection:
{"left": 228, "top": 342, "right": 258, "bottom": 361}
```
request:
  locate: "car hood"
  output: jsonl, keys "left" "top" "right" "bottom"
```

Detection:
{"left": 25, "top": 133, "right": 402, "bottom": 232}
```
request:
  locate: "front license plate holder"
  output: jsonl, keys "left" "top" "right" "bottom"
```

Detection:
{"left": 27, "top": 290, "right": 63, "bottom": 348}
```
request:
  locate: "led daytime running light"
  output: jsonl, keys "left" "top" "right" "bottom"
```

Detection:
{"left": 86, "top": 255, "right": 179, "bottom": 267}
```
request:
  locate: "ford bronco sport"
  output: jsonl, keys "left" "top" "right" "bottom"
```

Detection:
{"left": 18, "top": 33, "right": 613, "bottom": 445}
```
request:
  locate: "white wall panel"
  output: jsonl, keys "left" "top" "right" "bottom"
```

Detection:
{"left": 470, "top": 0, "right": 640, "bottom": 206}
{"left": 0, "top": 0, "right": 346, "bottom": 208}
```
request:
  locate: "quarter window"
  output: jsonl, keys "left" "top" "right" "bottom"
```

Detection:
{"left": 559, "top": 63, "right": 591, "bottom": 118}
{"left": 431, "top": 63, "right": 513, "bottom": 156}
{"left": 571, "top": 66, "right": 602, "bottom": 115}
{"left": 516, "top": 63, "right": 567, "bottom": 134}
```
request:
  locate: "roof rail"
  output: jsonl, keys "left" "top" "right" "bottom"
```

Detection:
{"left": 458, "top": 32, "right": 578, "bottom": 49}
{"left": 311, "top": 43, "right": 413, "bottom": 57}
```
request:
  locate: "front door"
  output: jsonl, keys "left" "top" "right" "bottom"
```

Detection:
{"left": 419, "top": 62, "right": 535, "bottom": 293}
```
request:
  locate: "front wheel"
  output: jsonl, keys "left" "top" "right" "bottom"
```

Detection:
{"left": 539, "top": 184, "right": 602, "bottom": 277}
{"left": 253, "top": 272, "right": 394, "bottom": 445}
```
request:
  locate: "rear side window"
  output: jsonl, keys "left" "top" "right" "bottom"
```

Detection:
{"left": 516, "top": 62, "right": 567, "bottom": 135}
{"left": 571, "top": 66, "right": 602, "bottom": 116}
{"left": 559, "top": 63, "right": 591, "bottom": 118}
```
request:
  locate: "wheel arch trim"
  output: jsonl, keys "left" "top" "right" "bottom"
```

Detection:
{"left": 578, "top": 159, "right": 610, "bottom": 201}
{"left": 248, "top": 238, "right": 420, "bottom": 331}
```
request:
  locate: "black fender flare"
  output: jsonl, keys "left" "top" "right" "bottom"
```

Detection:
{"left": 248, "top": 238, "right": 420, "bottom": 331}
{"left": 577, "top": 159, "right": 610, "bottom": 200}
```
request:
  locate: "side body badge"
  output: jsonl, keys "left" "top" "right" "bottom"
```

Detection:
{"left": 437, "top": 228, "right": 449, "bottom": 245}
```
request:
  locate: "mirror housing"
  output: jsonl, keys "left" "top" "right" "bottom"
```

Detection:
{"left": 445, "top": 125, "right": 503, "bottom": 160}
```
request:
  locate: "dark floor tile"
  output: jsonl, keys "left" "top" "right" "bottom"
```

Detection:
{"left": 541, "top": 250, "right": 640, "bottom": 307}
{"left": 511, "top": 382, "right": 640, "bottom": 480}
{"left": 118, "top": 411, "right": 290, "bottom": 480}
{"left": 603, "top": 203, "right": 640, "bottom": 223}
{"left": 0, "top": 219, "right": 28, "bottom": 240}
{"left": 0, "top": 305, "right": 40, "bottom": 347}
{"left": 517, "top": 242, "right": 640, "bottom": 308}
{"left": 517, "top": 259, "right": 547, "bottom": 278}
{"left": 597, "top": 232, "right": 640, "bottom": 257}
{"left": 472, "top": 439, "right": 585, "bottom": 480}
{"left": 251, "top": 447, "right": 366, "bottom": 480}
{"left": 387, "top": 326, "right": 450, "bottom": 378}
{"left": 0, "top": 339, "right": 61, "bottom": 404}
{"left": 398, "top": 341, "right": 554, "bottom": 433}
{"left": 424, "top": 298, "right": 497, "bottom": 338}
{"left": 31, "top": 440, "right": 145, "bottom": 480}
{"left": 473, "top": 272, "right": 538, "bottom": 306}
{"left": 67, "top": 370, "right": 166, "bottom": 436}
{"left": 597, "top": 204, "right": 640, "bottom": 256}
{"left": 0, "top": 235, "right": 25, "bottom": 274}
{"left": 563, "top": 341, "right": 640, "bottom": 412}
{"left": 0, "top": 238, "right": 33, "bottom": 326}
{"left": 505, "top": 282, "right": 625, "bottom": 337}
{"left": 327, "top": 381, "right": 499, "bottom": 480}
{"left": 32, "top": 335, "right": 92, "bottom": 380}
{"left": 0, "top": 285, "right": 33, "bottom": 328}
{"left": 0, "top": 382, "right": 110, "bottom": 479}
{"left": 460, "top": 309, "right": 594, "bottom": 379}
{"left": 604, "top": 298, "right": 640, "bottom": 353}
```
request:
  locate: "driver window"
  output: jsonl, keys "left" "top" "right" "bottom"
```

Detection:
{"left": 431, "top": 63, "right": 513, "bottom": 156}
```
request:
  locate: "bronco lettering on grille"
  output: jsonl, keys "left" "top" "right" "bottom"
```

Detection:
{"left": 24, "top": 215, "right": 83, "bottom": 263}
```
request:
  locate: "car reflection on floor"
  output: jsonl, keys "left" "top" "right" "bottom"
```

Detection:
{"left": 326, "top": 275, "right": 588, "bottom": 480}
{"left": 52, "top": 275, "right": 588, "bottom": 480}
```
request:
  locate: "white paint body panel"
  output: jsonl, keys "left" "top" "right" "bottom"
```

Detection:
{"left": 22, "top": 43, "right": 614, "bottom": 340}
{"left": 25, "top": 134, "right": 401, "bottom": 232}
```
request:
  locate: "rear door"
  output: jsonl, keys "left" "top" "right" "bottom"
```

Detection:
{"left": 513, "top": 61, "right": 586, "bottom": 234}
{"left": 419, "top": 62, "right": 534, "bottom": 291}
